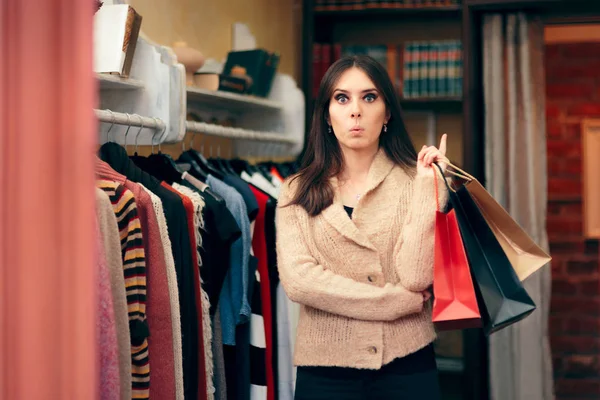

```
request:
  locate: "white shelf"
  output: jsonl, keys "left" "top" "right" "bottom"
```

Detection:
{"left": 186, "top": 121, "right": 297, "bottom": 145}
{"left": 97, "top": 73, "right": 145, "bottom": 90}
{"left": 186, "top": 86, "right": 282, "bottom": 113}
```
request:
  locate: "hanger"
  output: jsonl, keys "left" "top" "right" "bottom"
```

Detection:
{"left": 223, "top": 143, "right": 238, "bottom": 175}
{"left": 129, "top": 115, "right": 147, "bottom": 166}
{"left": 132, "top": 115, "right": 144, "bottom": 156}
{"left": 123, "top": 113, "right": 133, "bottom": 152}
{"left": 210, "top": 144, "right": 237, "bottom": 175}
{"left": 180, "top": 133, "right": 226, "bottom": 202}
{"left": 186, "top": 136, "right": 225, "bottom": 180}
{"left": 256, "top": 142, "right": 275, "bottom": 181}
{"left": 104, "top": 110, "right": 116, "bottom": 143}
{"left": 176, "top": 133, "right": 208, "bottom": 182}
{"left": 150, "top": 122, "right": 184, "bottom": 184}
{"left": 184, "top": 112, "right": 226, "bottom": 180}
{"left": 130, "top": 119, "right": 184, "bottom": 185}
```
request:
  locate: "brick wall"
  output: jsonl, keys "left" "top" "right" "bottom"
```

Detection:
{"left": 546, "top": 42, "right": 600, "bottom": 399}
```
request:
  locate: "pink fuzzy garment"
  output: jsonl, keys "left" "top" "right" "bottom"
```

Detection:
{"left": 96, "top": 223, "right": 121, "bottom": 399}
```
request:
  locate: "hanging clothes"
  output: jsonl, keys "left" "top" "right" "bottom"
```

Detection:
{"left": 95, "top": 218, "right": 121, "bottom": 400}
{"left": 163, "top": 183, "right": 209, "bottom": 400}
{"left": 140, "top": 186, "right": 185, "bottom": 400}
{"left": 97, "top": 159, "right": 177, "bottom": 400}
{"left": 249, "top": 186, "right": 276, "bottom": 400}
{"left": 205, "top": 174, "right": 252, "bottom": 400}
{"left": 96, "top": 179, "right": 150, "bottom": 400}
{"left": 96, "top": 188, "right": 132, "bottom": 400}
{"left": 100, "top": 143, "right": 200, "bottom": 400}
{"left": 212, "top": 309, "right": 228, "bottom": 400}
{"left": 190, "top": 188, "right": 241, "bottom": 400}
{"left": 92, "top": 139, "right": 304, "bottom": 400}
{"left": 174, "top": 183, "right": 215, "bottom": 400}
{"left": 195, "top": 189, "right": 240, "bottom": 316}
{"left": 207, "top": 174, "right": 252, "bottom": 345}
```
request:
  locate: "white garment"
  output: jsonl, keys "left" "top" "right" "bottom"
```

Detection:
{"left": 271, "top": 175, "right": 282, "bottom": 189}
{"left": 250, "top": 268, "right": 268, "bottom": 400}
{"left": 241, "top": 171, "right": 280, "bottom": 199}
{"left": 182, "top": 171, "right": 209, "bottom": 192}
{"left": 277, "top": 283, "right": 297, "bottom": 400}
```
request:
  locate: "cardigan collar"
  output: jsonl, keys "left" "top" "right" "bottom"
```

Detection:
{"left": 329, "top": 147, "right": 396, "bottom": 196}
{"left": 321, "top": 148, "right": 397, "bottom": 251}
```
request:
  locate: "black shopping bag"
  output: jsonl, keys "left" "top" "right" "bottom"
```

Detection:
{"left": 440, "top": 166, "right": 536, "bottom": 335}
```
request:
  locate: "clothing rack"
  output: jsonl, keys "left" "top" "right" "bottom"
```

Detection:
{"left": 95, "top": 109, "right": 166, "bottom": 131}
{"left": 186, "top": 120, "right": 299, "bottom": 145}
{"left": 96, "top": 109, "right": 298, "bottom": 146}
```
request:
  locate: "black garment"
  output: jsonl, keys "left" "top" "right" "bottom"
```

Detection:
{"left": 223, "top": 174, "right": 260, "bottom": 221}
{"left": 196, "top": 186, "right": 241, "bottom": 315}
{"left": 264, "top": 196, "right": 279, "bottom": 397}
{"left": 344, "top": 205, "right": 354, "bottom": 218}
{"left": 224, "top": 255, "right": 259, "bottom": 400}
{"left": 264, "top": 197, "right": 279, "bottom": 287}
{"left": 99, "top": 143, "right": 199, "bottom": 400}
{"left": 294, "top": 344, "right": 440, "bottom": 400}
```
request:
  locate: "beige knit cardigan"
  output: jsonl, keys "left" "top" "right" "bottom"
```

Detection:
{"left": 275, "top": 148, "right": 448, "bottom": 369}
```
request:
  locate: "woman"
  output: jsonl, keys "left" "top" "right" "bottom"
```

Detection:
{"left": 276, "top": 55, "right": 449, "bottom": 399}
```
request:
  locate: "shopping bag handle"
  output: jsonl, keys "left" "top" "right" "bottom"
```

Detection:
{"left": 432, "top": 162, "right": 456, "bottom": 214}
{"left": 433, "top": 165, "right": 440, "bottom": 211}
{"left": 433, "top": 162, "right": 457, "bottom": 199}
{"left": 438, "top": 157, "right": 474, "bottom": 181}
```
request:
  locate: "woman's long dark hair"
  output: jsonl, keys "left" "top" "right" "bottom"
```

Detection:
{"left": 288, "top": 55, "right": 417, "bottom": 216}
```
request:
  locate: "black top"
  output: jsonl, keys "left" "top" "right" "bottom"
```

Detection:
{"left": 343, "top": 205, "right": 354, "bottom": 218}
{"left": 195, "top": 186, "right": 241, "bottom": 315}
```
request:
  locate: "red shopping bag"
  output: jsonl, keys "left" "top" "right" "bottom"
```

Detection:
{"left": 431, "top": 166, "right": 482, "bottom": 330}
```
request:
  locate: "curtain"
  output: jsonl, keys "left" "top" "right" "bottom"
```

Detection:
{"left": 483, "top": 13, "right": 555, "bottom": 400}
{"left": 0, "top": 0, "right": 98, "bottom": 398}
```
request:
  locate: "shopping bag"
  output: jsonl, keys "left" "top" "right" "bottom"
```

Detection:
{"left": 464, "top": 180, "right": 550, "bottom": 282}
{"left": 443, "top": 161, "right": 550, "bottom": 281}
{"left": 431, "top": 167, "right": 482, "bottom": 331}
{"left": 438, "top": 163, "right": 536, "bottom": 335}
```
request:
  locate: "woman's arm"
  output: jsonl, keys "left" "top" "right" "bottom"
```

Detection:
{"left": 394, "top": 168, "right": 449, "bottom": 292}
{"left": 276, "top": 182, "right": 425, "bottom": 322}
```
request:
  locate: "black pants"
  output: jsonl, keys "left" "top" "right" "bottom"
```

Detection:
{"left": 294, "top": 344, "right": 442, "bottom": 400}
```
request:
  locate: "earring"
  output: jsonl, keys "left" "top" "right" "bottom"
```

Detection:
{"left": 328, "top": 125, "right": 332, "bottom": 133}
{"left": 383, "top": 124, "right": 388, "bottom": 133}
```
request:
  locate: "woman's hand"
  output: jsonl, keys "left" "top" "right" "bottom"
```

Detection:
{"left": 417, "top": 133, "right": 448, "bottom": 174}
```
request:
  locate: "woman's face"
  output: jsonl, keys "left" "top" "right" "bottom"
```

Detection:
{"left": 327, "top": 67, "right": 389, "bottom": 152}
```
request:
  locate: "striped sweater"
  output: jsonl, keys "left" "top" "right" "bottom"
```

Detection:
{"left": 97, "top": 179, "right": 150, "bottom": 400}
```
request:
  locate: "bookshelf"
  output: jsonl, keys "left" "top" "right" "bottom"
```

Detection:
{"left": 401, "top": 97, "right": 462, "bottom": 111}
{"left": 304, "top": 1, "right": 465, "bottom": 163}
{"left": 314, "top": 6, "right": 461, "bottom": 18}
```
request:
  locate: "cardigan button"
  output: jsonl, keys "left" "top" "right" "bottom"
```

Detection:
{"left": 368, "top": 346, "right": 378, "bottom": 354}
{"left": 367, "top": 275, "right": 376, "bottom": 283}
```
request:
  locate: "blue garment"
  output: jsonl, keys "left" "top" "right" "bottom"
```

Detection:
{"left": 207, "top": 174, "right": 251, "bottom": 345}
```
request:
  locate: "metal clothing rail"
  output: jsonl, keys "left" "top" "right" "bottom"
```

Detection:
{"left": 186, "top": 120, "right": 298, "bottom": 145}
{"left": 95, "top": 109, "right": 166, "bottom": 132}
